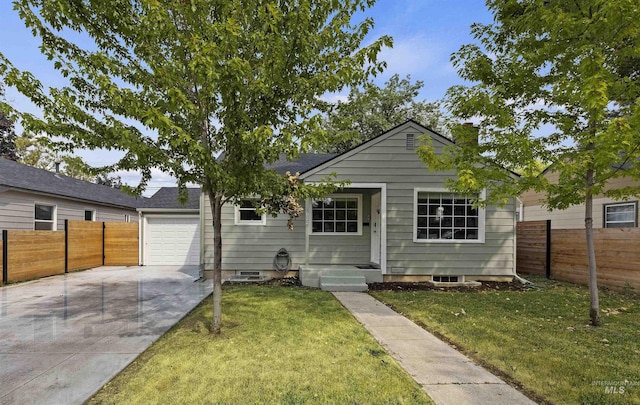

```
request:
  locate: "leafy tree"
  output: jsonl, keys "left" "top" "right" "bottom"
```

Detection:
{"left": 420, "top": 0, "right": 640, "bottom": 327}
{"left": 95, "top": 173, "right": 123, "bottom": 189}
{"left": 319, "top": 74, "right": 447, "bottom": 153}
{"left": 0, "top": 84, "right": 18, "bottom": 161}
{"left": 0, "top": 0, "right": 390, "bottom": 332}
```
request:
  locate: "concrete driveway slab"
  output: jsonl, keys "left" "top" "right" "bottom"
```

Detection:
{"left": 0, "top": 265, "right": 212, "bottom": 405}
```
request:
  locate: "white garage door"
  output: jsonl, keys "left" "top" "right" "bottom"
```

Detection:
{"left": 146, "top": 216, "right": 200, "bottom": 265}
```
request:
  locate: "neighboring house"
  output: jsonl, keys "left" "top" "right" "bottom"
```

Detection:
{"left": 138, "top": 187, "right": 201, "bottom": 266}
{"left": 0, "top": 157, "right": 142, "bottom": 232}
{"left": 202, "top": 120, "right": 518, "bottom": 288}
{"left": 519, "top": 167, "right": 639, "bottom": 229}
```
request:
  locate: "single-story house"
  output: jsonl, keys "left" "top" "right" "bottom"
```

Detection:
{"left": 519, "top": 166, "right": 639, "bottom": 229}
{"left": 200, "top": 120, "right": 518, "bottom": 289}
{"left": 0, "top": 157, "right": 142, "bottom": 233}
{"left": 137, "top": 187, "right": 202, "bottom": 266}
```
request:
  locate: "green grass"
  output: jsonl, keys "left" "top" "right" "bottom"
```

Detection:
{"left": 371, "top": 276, "right": 640, "bottom": 405}
{"left": 89, "top": 284, "right": 432, "bottom": 404}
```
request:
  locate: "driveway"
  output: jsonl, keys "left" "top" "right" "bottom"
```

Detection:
{"left": 0, "top": 265, "right": 212, "bottom": 405}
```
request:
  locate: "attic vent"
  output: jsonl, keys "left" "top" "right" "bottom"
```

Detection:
{"left": 406, "top": 134, "right": 415, "bottom": 150}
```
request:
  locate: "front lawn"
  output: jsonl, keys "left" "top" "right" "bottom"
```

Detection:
{"left": 371, "top": 276, "right": 640, "bottom": 405}
{"left": 89, "top": 284, "right": 431, "bottom": 404}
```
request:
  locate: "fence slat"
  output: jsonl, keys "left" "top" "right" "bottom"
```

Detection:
{"left": 67, "top": 220, "right": 104, "bottom": 271}
{"left": 104, "top": 222, "right": 139, "bottom": 266}
{"left": 6, "top": 230, "right": 65, "bottom": 282}
{"left": 516, "top": 220, "right": 549, "bottom": 276}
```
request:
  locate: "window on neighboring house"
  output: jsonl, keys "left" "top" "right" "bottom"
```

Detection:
{"left": 124, "top": 214, "right": 131, "bottom": 222}
{"left": 34, "top": 204, "right": 56, "bottom": 230}
{"left": 84, "top": 210, "right": 95, "bottom": 221}
{"left": 234, "top": 199, "right": 266, "bottom": 225}
{"left": 414, "top": 189, "right": 485, "bottom": 242}
{"left": 311, "top": 195, "right": 362, "bottom": 234}
{"left": 604, "top": 202, "right": 637, "bottom": 228}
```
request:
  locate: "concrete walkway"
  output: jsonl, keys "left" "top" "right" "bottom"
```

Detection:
{"left": 0, "top": 265, "right": 212, "bottom": 405}
{"left": 333, "top": 292, "right": 536, "bottom": 405}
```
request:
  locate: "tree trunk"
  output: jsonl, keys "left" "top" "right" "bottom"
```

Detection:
{"left": 209, "top": 191, "right": 223, "bottom": 333}
{"left": 585, "top": 168, "right": 600, "bottom": 327}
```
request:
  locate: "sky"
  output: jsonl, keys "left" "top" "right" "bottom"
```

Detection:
{"left": 0, "top": 0, "right": 493, "bottom": 196}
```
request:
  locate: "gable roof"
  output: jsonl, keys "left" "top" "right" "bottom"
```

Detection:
{"left": 0, "top": 157, "right": 145, "bottom": 209}
{"left": 266, "top": 153, "right": 338, "bottom": 175}
{"left": 299, "top": 119, "right": 450, "bottom": 179}
{"left": 144, "top": 187, "right": 201, "bottom": 209}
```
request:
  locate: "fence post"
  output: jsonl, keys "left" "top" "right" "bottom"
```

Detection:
{"left": 64, "top": 219, "right": 69, "bottom": 273}
{"left": 102, "top": 222, "right": 106, "bottom": 266}
{"left": 546, "top": 219, "right": 551, "bottom": 279}
{"left": 2, "top": 230, "right": 7, "bottom": 284}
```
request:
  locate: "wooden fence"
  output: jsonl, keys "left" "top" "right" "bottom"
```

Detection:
{"left": 517, "top": 221, "right": 640, "bottom": 291}
{"left": 516, "top": 220, "right": 550, "bottom": 277}
{"left": 2, "top": 220, "right": 139, "bottom": 284}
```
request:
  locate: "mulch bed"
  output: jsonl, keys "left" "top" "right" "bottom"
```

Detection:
{"left": 368, "top": 280, "right": 529, "bottom": 292}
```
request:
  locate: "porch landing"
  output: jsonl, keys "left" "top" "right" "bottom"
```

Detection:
{"left": 300, "top": 265, "right": 383, "bottom": 292}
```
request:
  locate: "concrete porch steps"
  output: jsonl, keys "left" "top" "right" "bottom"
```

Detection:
{"left": 320, "top": 273, "right": 368, "bottom": 292}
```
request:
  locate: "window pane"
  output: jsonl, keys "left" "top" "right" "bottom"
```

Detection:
{"left": 35, "top": 205, "right": 53, "bottom": 221}
{"left": 335, "top": 200, "right": 346, "bottom": 209}
{"left": 240, "top": 210, "right": 262, "bottom": 221}
{"left": 324, "top": 210, "right": 334, "bottom": 220}
{"left": 336, "top": 210, "right": 346, "bottom": 220}
{"left": 335, "top": 222, "right": 346, "bottom": 232}
{"left": 324, "top": 222, "right": 334, "bottom": 232}
{"left": 323, "top": 200, "right": 334, "bottom": 208}
{"left": 416, "top": 192, "right": 480, "bottom": 241}
{"left": 85, "top": 210, "right": 93, "bottom": 221}
{"left": 347, "top": 210, "right": 357, "bottom": 220}
{"left": 346, "top": 222, "right": 358, "bottom": 233}
{"left": 312, "top": 222, "right": 323, "bottom": 232}
{"left": 346, "top": 199, "right": 357, "bottom": 209}
{"left": 312, "top": 210, "right": 322, "bottom": 220}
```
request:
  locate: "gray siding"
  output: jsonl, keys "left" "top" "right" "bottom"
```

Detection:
{"left": 203, "top": 122, "right": 516, "bottom": 277}
{"left": 203, "top": 190, "right": 372, "bottom": 270}
{"left": 304, "top": 122, "right": 516, "bottom": 277}
{"left": 0, "top": 190, "right": 137, "bottom": 235}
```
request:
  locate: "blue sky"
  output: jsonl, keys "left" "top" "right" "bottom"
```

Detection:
{"left": 0, "top": 0, "right": 493, "bottom": 194}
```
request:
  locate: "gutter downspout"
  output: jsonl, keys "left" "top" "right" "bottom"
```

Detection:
{"left": 304, "top": 198, "right": 310, "bottom": 268}
{"left": 513, "top": 197, "right": 532, "bottom": 285}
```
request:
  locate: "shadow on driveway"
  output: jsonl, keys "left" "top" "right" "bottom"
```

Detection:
{"left": 0, "top": 265, "right": 212, "bottom": 405}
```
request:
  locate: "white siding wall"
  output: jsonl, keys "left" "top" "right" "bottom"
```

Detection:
{"left": 523, "top": 197, "right": 638, "bottom": 229}
{"left": 0, "top": 190, "right": 137, "bottom": 234}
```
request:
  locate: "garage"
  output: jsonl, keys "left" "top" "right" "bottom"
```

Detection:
{"left": 145, "top": 216, "right": 200, "bottom": 265}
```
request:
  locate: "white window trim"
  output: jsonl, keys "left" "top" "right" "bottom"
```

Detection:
{"left": 85, "top": 209, "right": 96, "bottom": 221}
{"left": 234, "top": 199, "right": 267, "bottom": 226}
{"left": 603, "top": 201, "right": 637, "bottom": 228}
{"left": 310, "top": 193, "right": 363, "bottom": 236}
{"left": 413, "top": 188, "right": 485, "bottom": 244}
{"left": 34, "top": 203, "right": 57, "bottom": 231}
{"left": 124, "top": 214, "right": 131, "bottom": 223}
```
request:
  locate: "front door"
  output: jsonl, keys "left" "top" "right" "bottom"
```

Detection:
{"left": 370, "top": 192, "right": 381, "bottom": 265}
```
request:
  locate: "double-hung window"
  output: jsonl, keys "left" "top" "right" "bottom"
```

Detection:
{"left": 414, "top": 189, "right": 485, "bottom": 243}
{"left": 234, "top": 199, "right": 266, "bottom": 225}
{"left": 311, "top": 195, "right": 362, "bottom": 235}
{"left": 84, "top": 210, "right": 96, "bottom": 221}
{"left": 604, "top": 202, "right": 637, "bottom": 228}
{"left": 34, "top": 204, "right": 56, "bottom": 230}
